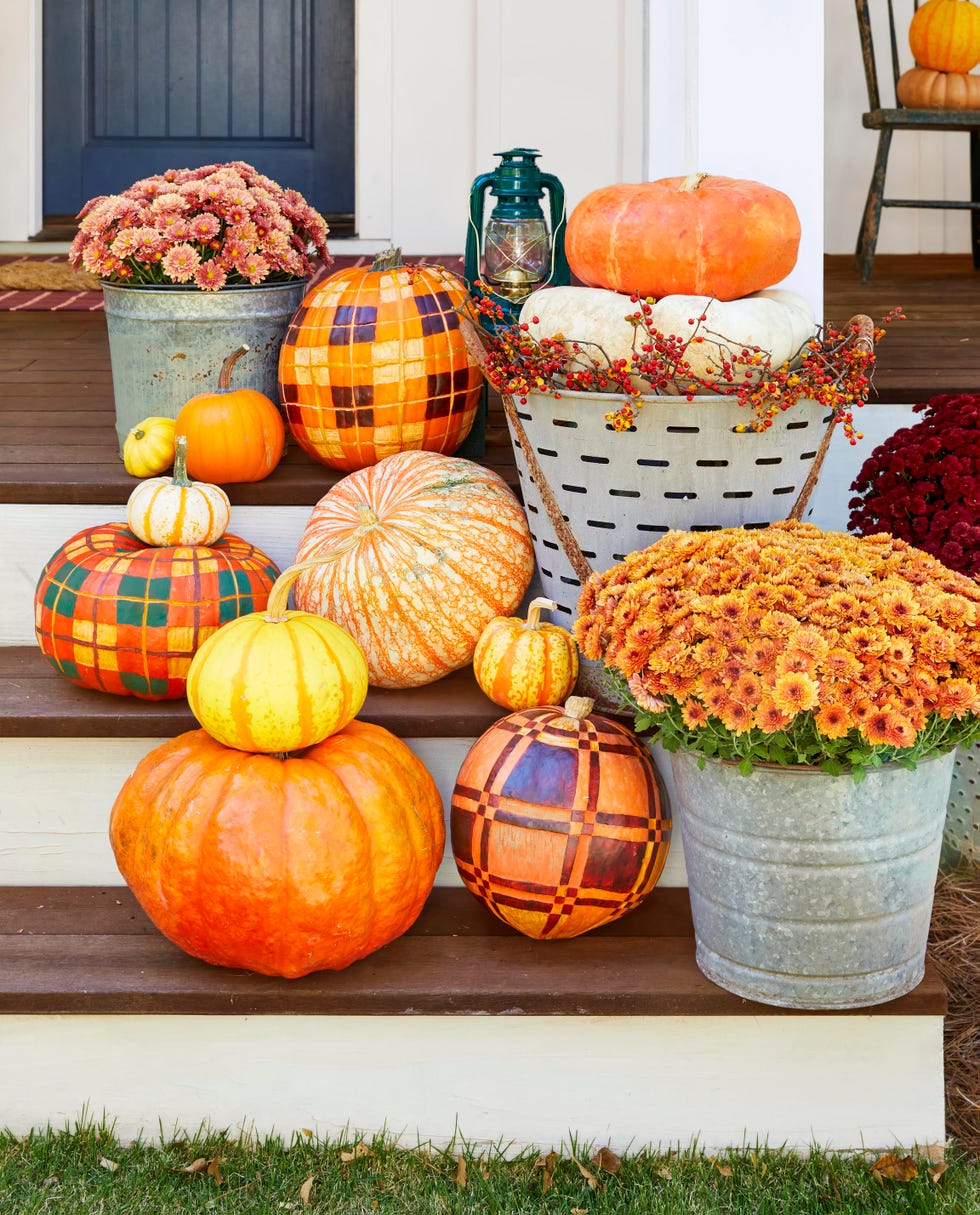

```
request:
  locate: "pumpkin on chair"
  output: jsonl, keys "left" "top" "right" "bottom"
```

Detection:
{"left": 908, "top": 0, "right": 980, "bottom": 73}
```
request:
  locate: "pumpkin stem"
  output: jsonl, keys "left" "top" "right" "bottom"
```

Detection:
{"left": 524, "top": 596, "right": 557, "bottom": 629}
{"left": 371, "top": 247, "right": 404, "bottom": 272}
{"left": 263, "top": 536, "right": 364, "bottom": 623}
{"left": 170, "top": 435, "right": 193, "bottom": 487}
{"left": 679, "top": 172, "right": 709, "bottom": 192}
{"left": 563, "top": 696, "right": 595, "bottom": 721}
{"left": 218, "top": 344, "right": 250, "bottom": 390}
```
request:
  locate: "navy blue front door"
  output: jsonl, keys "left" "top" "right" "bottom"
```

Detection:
{"left": 43, "top": 0, "right": 354, "bottom": 227}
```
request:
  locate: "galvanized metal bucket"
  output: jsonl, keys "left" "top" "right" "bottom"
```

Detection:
{"left": 671, "top": 749, "right": 955, "bottom": 1009}
{"left": 102, "top": 280, "right": 308, "bottom": 452}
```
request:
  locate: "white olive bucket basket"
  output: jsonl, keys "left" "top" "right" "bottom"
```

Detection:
{"left": 506, "top": 388, "right": 832, "bottom": 623}
{"left": 943, "top": 741, "right": 980, "bottom": 867}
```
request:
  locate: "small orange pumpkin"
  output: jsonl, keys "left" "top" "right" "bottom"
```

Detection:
{"left": 565, "top": 173, "right": 801, "bottom": 302}
{"left": 451, "top": 697, "right": 670, "bottom": 940}
{"left": 175, "top": 344, "right": 286, "bottom": 483}
{"left": 897, "top": 64, "right": 980, "bottom": 107}
{"left": 473, "top": 596, "right": 579, "bottom": 710}
{"left": 278, "top": 247, "right": 483, "bottom": 472}
{"left": 110, "top": 724, "right": 445, "bottom": 977}
{"left": 909, "top": 0, "right": 980, "bottom": 73}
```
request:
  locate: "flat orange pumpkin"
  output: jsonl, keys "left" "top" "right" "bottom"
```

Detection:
{"left": 565, "top": 173, "right": 801, "bottom": 302}
{"left": 109, "top": 725, "right": 445, "bottom": 978}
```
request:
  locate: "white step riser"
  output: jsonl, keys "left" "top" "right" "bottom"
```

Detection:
{"left": 0, "top": 736, "right": 688, "bottom": 888}
{"left": 0, "top": 409, "right": 916, "bottom": 647}
{"left": 0, "top": 1012, "right": 945, "bottom": 1154}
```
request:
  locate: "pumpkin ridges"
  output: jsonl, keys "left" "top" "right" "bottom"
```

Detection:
{"left": 910, "top": 0, "right": 980, "bottom": 72}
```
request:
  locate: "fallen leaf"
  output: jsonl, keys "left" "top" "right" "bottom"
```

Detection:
{"left": 928, "top": 1162, "right": 948, "bottom": 1184}
{"left": 571, "top": 1208, "right": 589, "bottom": 1214}
{"left": 300, "top": 1128, "right": 313, "bottom": 1139}
{"left": 182, "top": 1158, "right": 209, "bottom": 1174}
{"left": 480, "top": 1161, "right": 490, "bottom": 1178}
{"left": 299, "top": 1175, "right": 314, "bottom": 1205}
{"left": 570, "top": 1155, "right": 598, "bottom": 1188}
{"left": 340, "top": 1142, "right": 374, "bottom": 1164}
{"left": 591, "top": 1146, "right": 621, "bottom": 1174}
{"left": 534, "top": 1151, "right": 558, "bottom": 1194}
{"left": 870, "top": 1154, "right": 918, "bottom": 1183}
{"left": 455, "top": 1155, "right": 467, "bottom": 1189}
{"left": 99, "top": 1157, "right": 119, "bottom": 1173}
{"left": 920, "top": 1142, "right": 946, "bottom": 1164}
{"left": 656, "top": 1165, "right": 673, "bottom": 1180}
{"left": 207, "top": 1157, "right": 225, "bottom": 1185}
{"left": 715, "top": 1163, "right": 733, "bottom": 1177}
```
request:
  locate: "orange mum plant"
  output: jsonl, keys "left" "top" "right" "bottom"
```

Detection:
{"left": 574, "top": 520, "right": 980, "bottom": 780}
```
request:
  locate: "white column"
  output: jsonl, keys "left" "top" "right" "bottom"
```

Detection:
{"left": 0, "top": 0, "right": 43, "bottom": 241}
{"left": 647, "top": 0, "right": 824, "bottom": 317}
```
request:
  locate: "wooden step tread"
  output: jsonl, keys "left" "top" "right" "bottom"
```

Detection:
{"left": 0, "top": 644, "right": 511, "bottom": 738}
{"left": 0, "top": 886, "right": 946, "bottom": 1017}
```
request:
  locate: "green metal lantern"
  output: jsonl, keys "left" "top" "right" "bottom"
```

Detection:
{"left": 464, "top": 148, "right": 570, "bottom": 327}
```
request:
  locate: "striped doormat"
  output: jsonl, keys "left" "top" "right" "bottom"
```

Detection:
{"left": 0, "top": 253, "right": 466, "bottom": 311}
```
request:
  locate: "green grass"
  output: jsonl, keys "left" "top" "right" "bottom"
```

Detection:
{"left": 0, "top": 1123, "right": 977, "bottom": 1214}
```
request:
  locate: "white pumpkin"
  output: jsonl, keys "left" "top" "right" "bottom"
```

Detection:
{"left": 127, "top": 435, "right": 231, "bottom": 547}
{"left": 520, "top": 285, "right": 816, "bottom": 390}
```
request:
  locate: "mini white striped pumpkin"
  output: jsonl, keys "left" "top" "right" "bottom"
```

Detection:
{"left": 126, "top": 435, "right": 231, "bottom": 547}
{"left": 293, "top": 450, "right": 536, "bottom": 688}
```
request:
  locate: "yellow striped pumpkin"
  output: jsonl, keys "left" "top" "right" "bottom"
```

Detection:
{"left": 185, "top": 561, "right": 369, "bottom": 754}
{"left": 127, "top": 436, "right": 231, "bottom": 547}
{"left": 292, "top": 449, "right": 536, "bottom": 688}
{"left": 473, "top": 597, "right": 579, "bottom": 710}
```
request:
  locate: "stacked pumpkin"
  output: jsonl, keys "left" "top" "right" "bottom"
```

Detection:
{"left": 897, "top": 0, "right": 980, "bottom": 109}
{"left": 522, "top": 172, "right": 816, "bottom": 384}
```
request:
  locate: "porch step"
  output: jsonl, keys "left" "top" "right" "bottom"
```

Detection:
{"left": 0, "top": 884, "right": 948, "bottom": 1152}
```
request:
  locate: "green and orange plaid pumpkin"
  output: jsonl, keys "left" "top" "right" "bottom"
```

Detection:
{"left": 34, "top": 523, "right": 280, "bottom": 700}
{"left": 278, "top": 248, "right": 483, "bottom": 472}
{"left": 450, "top": 697, "right": 671, "bottom": 940}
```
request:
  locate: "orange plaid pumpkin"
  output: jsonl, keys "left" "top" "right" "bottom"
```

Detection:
{"left": 278, "top": 249, "right": 483, "bottom": 472}
{"left": 34, "top": 523, "right": 280, "bottom": 700}
{"left": 451, "top": 698, "right": 671, "bottom": 940}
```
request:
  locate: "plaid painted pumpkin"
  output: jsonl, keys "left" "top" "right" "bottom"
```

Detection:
{"left": 278, "top": 249, "right": 483, "bottom": 472}
{"left": 34, "top": 523, "right": 280, "bottom": 700}
{"left": 451, "top": 698, "right": 671, "bottom": 940}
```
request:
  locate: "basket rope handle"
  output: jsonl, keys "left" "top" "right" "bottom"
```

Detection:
{"left": 460, "top": 317, "right": 595, "bottom": 585}
{"left": 786, "top": 314, "right": 875, "bottom": 522}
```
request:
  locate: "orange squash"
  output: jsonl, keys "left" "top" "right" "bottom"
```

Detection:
{"left": 897, "top": 64, "right": 980, "bottom": 107}
{"left": 565, "top": 173, "right": 801, "bottom": 302}
{"left": 909, "top": 0, "right": 980, "bottom": 73}
{"left": 278, "top": 248, "right": 483, "bottom": 472}
{"left": 472, "top": 596, "right": 579, "bottom": 710}
{"left": 175, "top": 344, "right": 286, "bottom": 483}
{"left": 109, "top": 725, "right": 445, "bottom": 977}
{"left": 450, "top": 697, "right": 671, "bottom": 939}
{"left": 293, "top": 449, "right": 535, "bottom": 688}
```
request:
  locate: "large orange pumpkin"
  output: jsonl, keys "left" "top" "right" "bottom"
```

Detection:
{"left": 33, "top": 523, "right": 279, "bottom": 699}
{"left": 175, "top": 344, "right": 286, "bottom": 483}
{"left": 565, "top": 173, "right": 801, "bottom": 302}
{"left": 909, "top": 0, "right": 980, "bottom": 73}
{"left": 293, "top": 449, "right": 536, "bottom": 688}
{"left": 278, "top": 248, "right": 483, "bottom": 472}
{"left": 451, "top": 697, "right": 670, "bottom": 939}
{"left": 109, "top": 725, "right": 445, "bottom": 978}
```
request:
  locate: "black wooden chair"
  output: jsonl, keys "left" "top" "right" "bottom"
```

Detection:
{"left": 855, "top": 0, "right": 980, "bottom": 279}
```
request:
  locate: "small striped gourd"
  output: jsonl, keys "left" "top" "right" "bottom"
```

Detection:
{"left": 186, "top": 554, "right": 369, "bottom": 754}
{"left": 122, "top": 415, "right": 177, "bottom": 478}
{"left": 127, "top": 435, "right": 231, "bottom": 547}
{"left": 278, "top": 248, "right": 483, "bottom": 472}
{"left": 292, "top": 449, "right": 535, "bottom": 688}
{"left": 473, "top": 596, "right": 579, "bottom": 711}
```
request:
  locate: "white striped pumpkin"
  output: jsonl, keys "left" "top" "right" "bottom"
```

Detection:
{"left": 293, "top": 450, "right": 536, "bottom": 688}
{"left": 126, "top": 435, "right": 231, "bottom": 547}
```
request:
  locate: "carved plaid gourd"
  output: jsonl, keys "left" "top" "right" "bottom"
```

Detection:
{"left": 278, "top": 249, "right": 483, "bottom": 472}
{"left": 34, "top": 523, "right": 280, "bottom": 699}
{"left": 451, "top": 698, "right": 671, "bottom": 940}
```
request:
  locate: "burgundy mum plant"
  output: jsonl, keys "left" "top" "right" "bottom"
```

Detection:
{"left": 69, "top": 161, "right": 329, "bottom": 291}
{"left": 848, "top": 393, "right": 980, "bottom": 578}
